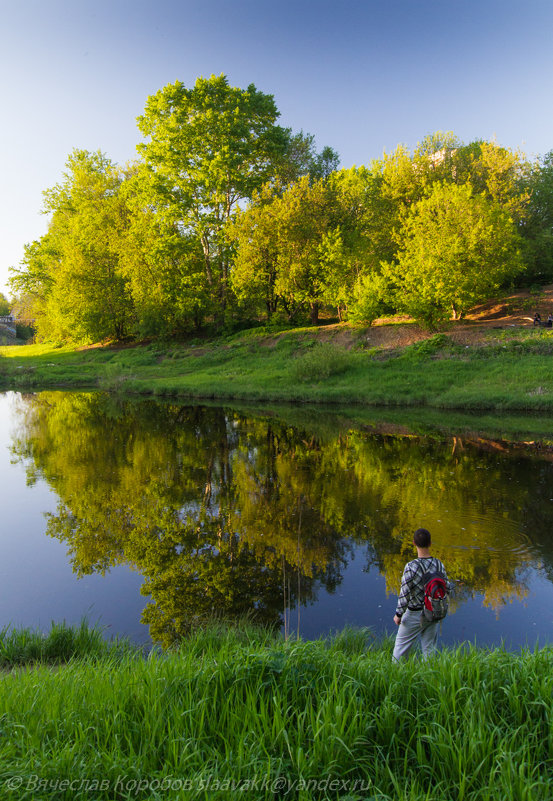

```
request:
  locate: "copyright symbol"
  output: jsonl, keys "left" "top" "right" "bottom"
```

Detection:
{"left": 6, "top": 777, "right": 23, "bottom": 791}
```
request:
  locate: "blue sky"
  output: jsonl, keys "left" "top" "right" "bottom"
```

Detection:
{"left": 1, "top": 0, "right": 552, "bottom": 296}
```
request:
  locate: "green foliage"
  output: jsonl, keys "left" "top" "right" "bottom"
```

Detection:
{"left": 291, "top": 342, "right": 355, "bottom": 381}
{"left": 0, "top": 619, "right": 116, "bottom": 667}
{"left": 136, "top": 74, "right": 290, "bottom": 325}
{"left": 521, "top": 150, "right": 553, "bottom": 282}
{"left": 0, "top": 292, "right": 10, "bottom": 316}
{"left": 272, "top": 130, "right": 340, "bottom": 185}
{"left": 329, "top": 165, "right": 393, "bottom": 284}
{"left": 9, "top": 109, "right": 550, "bottom": 343}
{"left": 348, "top": 271, "right": 389, "bottom": 324}
{"left": 11, "top": 151, "right": 135, "bottom": 343}
{"left": 402, "top": 333, "right": 451, "bottom": 357}
{"left": 15, "top": 323, "right": 35, "bottom": 341}
{"left": 390, "top": 182, "right": 524, "bottom": 328}
{"left": 228, "top": 182, "right": 283, "bottom": 319}
{"left": 230, "top": 176, "right": 342, "bottom": 324}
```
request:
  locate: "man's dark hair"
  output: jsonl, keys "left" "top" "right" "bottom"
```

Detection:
{"left": 413, "top": 528, "right": 431, "bottom": 547}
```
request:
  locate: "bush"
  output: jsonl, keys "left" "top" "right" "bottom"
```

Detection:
{"left": 291, "top": 342, "right": 354, "bottom": 382}
{"left": 348, "top": 272, "right": 389, "bottom": 324}
{"left": 16, "top": 323, "right": 35, "bottom": 342}
{"left": 402, "top": 333, "right": 451, "bottom": 358}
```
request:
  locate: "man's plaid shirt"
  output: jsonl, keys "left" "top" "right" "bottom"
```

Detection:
{"left": 395, "top": 556, "right": 450, "bottom": 617}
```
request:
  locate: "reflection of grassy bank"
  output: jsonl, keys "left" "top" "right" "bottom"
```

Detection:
{"left": 2, "top": 623, "right": 552, "bottom": 800}
{"left": 213, "top": 398, "right": 553, "bottom": 447}
{"left": 3, "top": 326, "right": 553, "bottom": 419}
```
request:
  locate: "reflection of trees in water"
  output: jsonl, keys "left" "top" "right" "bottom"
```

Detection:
{"left": 11, "top": 392, "right": 553, "bottom": 644}
{"left": 333, "top": 434, "right": 540, "bottom": 611}
{"left": 12, "top": 394, "right": 348, "bottom": 645}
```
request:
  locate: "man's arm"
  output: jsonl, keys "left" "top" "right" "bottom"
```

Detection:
{"left": 439, "top": 560, "right": 454, "bottom": 593}
{"left": 394, "top": 563, "right": 413, "bottom": 624}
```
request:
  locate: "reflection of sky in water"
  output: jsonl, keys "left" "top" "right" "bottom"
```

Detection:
{"left": 2, "top": 390, "right": 553, "bottom": 650}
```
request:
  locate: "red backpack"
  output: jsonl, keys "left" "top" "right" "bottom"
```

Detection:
{"left": 421, "top": 567, "right": 449, "bottom": 622}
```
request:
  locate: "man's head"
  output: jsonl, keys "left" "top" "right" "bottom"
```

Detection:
{"left": 413, "top": 528, "right": 431, "bottom": 548}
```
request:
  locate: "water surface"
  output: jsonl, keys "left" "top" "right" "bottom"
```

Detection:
{"left": 3, "top": 391, "right": 553, "bottom": 649}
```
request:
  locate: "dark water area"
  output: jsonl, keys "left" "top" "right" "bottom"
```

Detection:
{"left": 2, "top": 390, "right": 553, "bottom": 650}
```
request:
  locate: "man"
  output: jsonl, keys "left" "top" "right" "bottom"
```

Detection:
{"left": 392, "top": 527, "right": 449, "bottom": 662}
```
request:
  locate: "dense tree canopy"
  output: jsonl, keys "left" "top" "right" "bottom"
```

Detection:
{"left": 522, "top": 150, "right": 553, "bottom": 283}
{"left": 11, "top": 150, "right": 135, "bottom": 342}
{"left": 389, "top": 182, "right": 524, "bottom": 327}
{"left": 230, "top": 177, "right": 342, "bottom": 324}
{"left": 135, "top": 74, "right": 303, "bottom": 327}
{"left": 9, "top": 73, "right": 553, "bottom": 338}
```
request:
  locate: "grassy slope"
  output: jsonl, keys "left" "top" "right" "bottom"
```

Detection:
{"left": 2, "top": 323, "right": 553, "bottom": 415}
{"left": 1, "top": 623, "right": 552, "bottom": 801}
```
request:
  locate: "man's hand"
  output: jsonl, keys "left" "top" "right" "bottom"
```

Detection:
{"left": 394, "top": 614, "right": 402, "bottom": 626}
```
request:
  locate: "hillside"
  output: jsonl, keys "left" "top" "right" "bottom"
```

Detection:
{"left": 305, "top": 285, "right": 553, "bottom": 351}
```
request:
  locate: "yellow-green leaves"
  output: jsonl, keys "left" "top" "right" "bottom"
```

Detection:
{"left": 391, "top": 182, "right": 524, "bottom": 328}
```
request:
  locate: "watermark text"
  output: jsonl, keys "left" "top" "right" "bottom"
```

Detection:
{"left": 4, "top": 773, "right": 372, "bottom": 796}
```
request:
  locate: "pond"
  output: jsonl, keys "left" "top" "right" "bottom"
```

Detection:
{"left": 2, "top": 390, "right": 553, "bottom": 650}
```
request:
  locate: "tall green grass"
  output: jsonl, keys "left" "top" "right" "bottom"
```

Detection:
{"left": 0, "top": 623, "right": 552, "bottom": 800}
{"left": 0, "top": 620, "right": 124, "bottom": 667}
{"left": 291, "top": 342, "right": 357, "bottom": 381}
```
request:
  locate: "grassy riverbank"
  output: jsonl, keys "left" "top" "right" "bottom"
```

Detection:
{"left": 1, "top": 622, "right": 552, "bottom": 800}
{"left": 3, "top": 322, "right": 553, "bottom": 414}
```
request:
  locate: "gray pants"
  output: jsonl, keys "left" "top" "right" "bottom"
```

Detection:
{"left": 392, "top": 608, "right": 439, "bottom": 662}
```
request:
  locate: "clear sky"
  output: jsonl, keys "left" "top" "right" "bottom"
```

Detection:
{"left": 1, "top": 0, "right": 552, "bottom": 296}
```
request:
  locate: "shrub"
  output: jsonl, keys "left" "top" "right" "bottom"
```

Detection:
{"left": 348, "top": 272, "right": 389, "bottom": 324}
{"left": 16, "top": 323, "right": 35, "bottom": 342}
{"left": 291, "top": 342, "right": 354, "bottom": 382}
{"left": 402, "top": 333, "right": 451, "bottom": 358}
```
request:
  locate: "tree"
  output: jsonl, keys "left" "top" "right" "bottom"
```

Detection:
{"left": 376, "top": 132, "right": 530, "bottom": 253}
{"left": 273, "top": 177, "right": 347, "bottom": 324}
{"left": 459, "top": 140, "right": 531, "bottom": 221}
{"left": 228, "top": 182, "right": 283, "bottom": 320}
{"left": 230, "top": 176, "right": 341, "bottom": 324}
{"left": 272, "top": 131, "right": 340, "bottom": 186}
{"left": 328, "top": 165, "right": 398, "bottom": 318}
{"left": 135, "top": 74, "right": 290, "bottom": 324}
{"left": 10, "top": 235, "right": 58, "bottom": 337}
{"left": 120, "top": 164, "right": 208, "bottom": 337}
{"left": 522, "top": 151, "right": 553, "bottom": 282}
{"left": 390, "top": 182, "right": 524, "bottom": 328}
{"left": 347, "top": 271, "right": 389, "bottom": 325}
{"left": 0, "top": 292, "right": 10, "bottom": 316}
{"left": 10, "top": 150, "right": 135, "bottom": 343}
